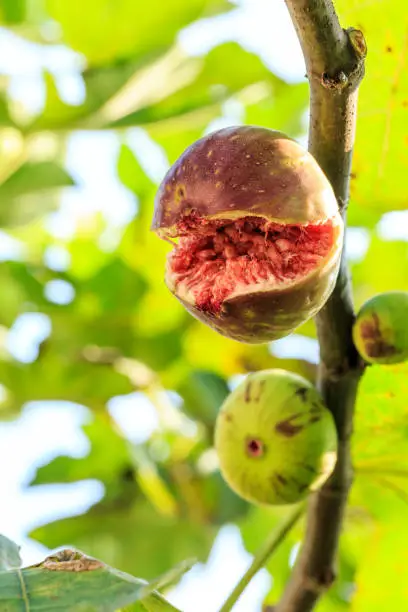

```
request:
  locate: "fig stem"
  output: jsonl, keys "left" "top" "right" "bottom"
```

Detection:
{"left": 218, "top": 504, "right": 305, "bottom": 612}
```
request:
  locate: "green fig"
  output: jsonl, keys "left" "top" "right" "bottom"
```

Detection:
{"left": 152, "top": 126, "right": 343, "bottom": 344}
{"left": 353, "top": 291, "right": 408, "bottom": 364}
{"left": 214, "top": 369, "right": 337, "bottom": 506}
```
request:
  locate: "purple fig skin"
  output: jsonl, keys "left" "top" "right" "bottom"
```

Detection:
{"left": 152, "top": 126, "right": 343, "bottom": 344}
{"left": 152, "top": 126, "right": 340, "bottom": 235}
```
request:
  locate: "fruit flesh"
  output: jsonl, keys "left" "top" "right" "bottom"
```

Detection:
{"left": 168, "top": 215, "right": 335, "bottom": 315}
{"left": 214, "top": 369, "right": 338, "bottom": 506}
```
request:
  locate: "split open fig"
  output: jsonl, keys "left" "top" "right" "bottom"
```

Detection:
{"left": 152, "top": 126, "right": 343, "bottom": 343}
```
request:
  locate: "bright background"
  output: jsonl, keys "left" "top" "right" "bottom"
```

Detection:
{"left": 0, "top": 0, "right": 407, "bottom": 610}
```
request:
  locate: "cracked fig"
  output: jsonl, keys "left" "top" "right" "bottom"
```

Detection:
{"left": 152, "top": 126, "right": 343, "bottom": 343}
{"left": 214, "top": 369, "right": 338, "bottom": 506}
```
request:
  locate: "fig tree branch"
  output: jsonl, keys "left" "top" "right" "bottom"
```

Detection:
{"left": 275, "top": 3, "right": 367, "bottom": 611}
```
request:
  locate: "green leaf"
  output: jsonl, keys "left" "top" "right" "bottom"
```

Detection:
{"left": 352, "top": 518, "right": 408, "bottom": 611}
{"left": 140, "top": 592, "right": 182, "bottom": 612}
{"left": 353, "top": 362, "right": 408, "bottom": 472}
{"left": 351, "top": 238, "right": 408, "bottom": 306}
{"left": 31, "top": 412, "right": 133, "bottom": 491}
{"left": 145, "top": 558, "right": 195, "bottom": 593}
{"left": 350, "top": 362, "right": 408, "bottom": 523}
{"left": 0, "top": 98, "right": 13, "bottom": 127}
{"left": 124, "top": 592, "right": 182, "bottom": 612}
{"left": 30, "top": 499, "right": 216, "bottom": 580}
{"left": 176, "top": 370, "right": 229, "bottom": 427}
{"left": 336, "top": 0, "right": 408, "bottom": 223}
{"left": 46, "top": 0, "right": 232, "bottom": 66}
{"left": 29, "top": 64, "right": 154, "bottom": 132}
{"left": 245, "top": 81, "right": 309, "bottom": 137}
{"left": 0, "top": 161, "right": 74, "bottom": 226}
{"left": 0, "top": 549, "right": 148, "bottom": 611}
{"left": 0, "top": 162, "right": 74, "bottom": 200}
{"left": 0, "top": 546, "right": 188, "bottom": 611}
{"left": 200, "top": 472, "right": 249, "bottom": 526}
{"left": 81, "top": 258, "right": 148, "bottom": 314}
{"left": 0, "top": 0, "right": 26, "bottom": 24}
{"left": 117, "top": 144, "right": 155, "bottom": 198}
{"left": 110, "top": 43, "right": 283, "bottom": 128}
{"left": 0, "top": 535, "right": 21, "bottom": 570}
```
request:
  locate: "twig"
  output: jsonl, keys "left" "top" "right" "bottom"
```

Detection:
{"left": 219, "top": 505, "right": 305, "bottom": 612}
{"left": 275, "top": 3, "right": 367, "bottom": 611}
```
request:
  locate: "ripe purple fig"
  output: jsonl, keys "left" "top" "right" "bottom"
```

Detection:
{"left": 152, "top": 126, "right": 343, "bottom": 343}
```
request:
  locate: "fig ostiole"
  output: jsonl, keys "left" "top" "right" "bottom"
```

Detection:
{"left": 353, "top": 291, "right": 408, "bottom": 364}
{"left": 152, "top": 126, "right": 343, "bottom": 344}
{"left": 214, "top": 369, "right": 338, "bottom": 506}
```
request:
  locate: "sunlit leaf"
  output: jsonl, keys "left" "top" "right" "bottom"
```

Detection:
{"left": 336, "top": 0, "right": 408, "bottom": 223}
{"left": 176, "top": 370, "right": 229, "bottom": 427}
{"left": 353, "top": 362, "right": 408, "bottom": 471}
{"left": 117, "top": 144, "right": 155, "bottom": 198}
{"left": 0, "top": 0, "right": 26, "bottom": 24}
{"left": 352, "top": 518, "right": 408, "bottom": 610}
{"left": 0, "top": 162, "right": 74, "bottom": 199}
{"left": 110, "top": 43, "right": 284, "bottom": 128}
{"left": 0, "top": 545, "right": 188, "bottom": 611}
{"left": 30, "top": 499, "right": 216, "bottom": 579}
{"left": 46, "top": 0, "right": 232, "bottom": 66}
{"left": 31, "top": 412, "right": 133, "bottom": 492}
{"left": 351, "top": 237, "right": 408, "bottom": 306}
{"left": 0, "top": 548, "right": 148, "bottom": 611}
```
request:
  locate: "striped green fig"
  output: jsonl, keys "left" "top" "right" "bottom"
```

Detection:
{"left": 214, "top": 369, "right": 337, "bottom": 506}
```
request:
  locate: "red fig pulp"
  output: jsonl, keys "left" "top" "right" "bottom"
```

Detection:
{"left": 153, "top": 126, "right": 343, "bottom": 343}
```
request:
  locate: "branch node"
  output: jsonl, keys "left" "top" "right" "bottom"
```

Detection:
{"left": 302, "top": 568, "right": 336, "bottom": 594}
{"left": 321, "top": 70, "right": 348, "bottom": 91}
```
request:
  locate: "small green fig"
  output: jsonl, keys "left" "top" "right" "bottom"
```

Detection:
{"left": 152, "top": 126, "right": 343, "bottom": 344}
{"left": 214, "top": 369, "right": 337, "bottom": 506}
{"left": 353, "top": 291, "right": 408, "bottom": 364}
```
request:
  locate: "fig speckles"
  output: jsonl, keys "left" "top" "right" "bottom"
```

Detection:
{"left": 295, "top": 387, "right": 309, "bottom": 401}
{"left": 276, "top": 474, "right": 288, "bottom": 485}
{"left": 275, "top": 418, "right": 305, "bottom": 437}
{"left": 244, "top": 381, "right": 253, "bottom": 403}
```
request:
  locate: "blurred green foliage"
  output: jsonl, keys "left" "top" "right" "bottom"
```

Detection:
{"left": 0, "top": 0, "right": 407, "bottom": 610}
